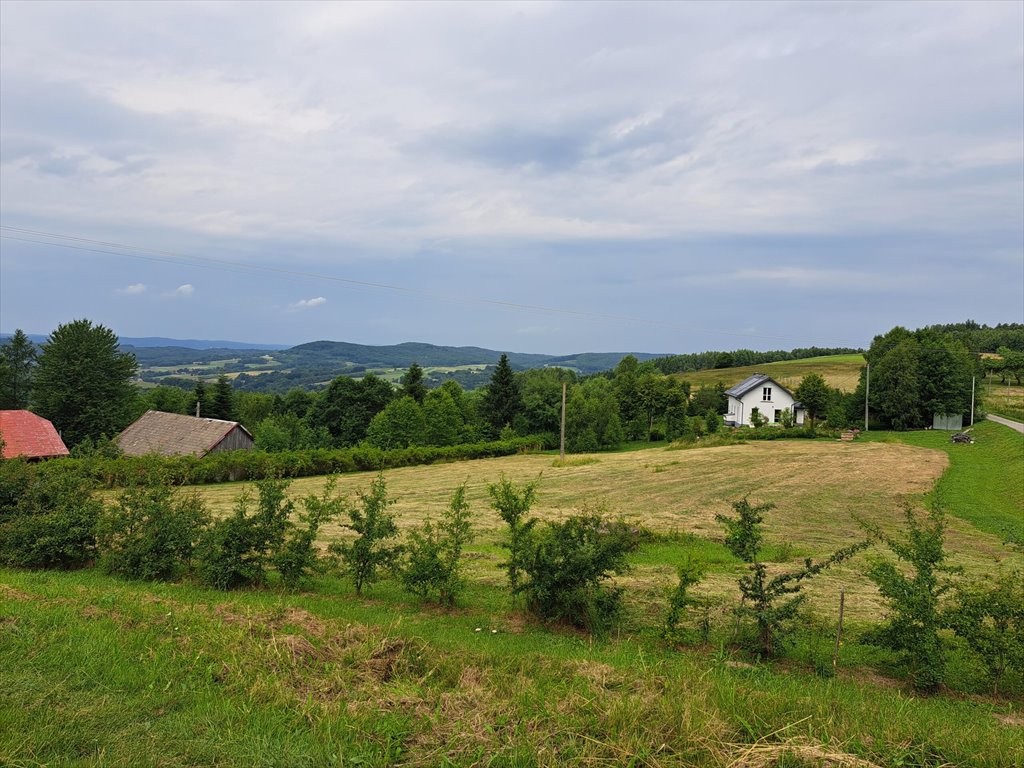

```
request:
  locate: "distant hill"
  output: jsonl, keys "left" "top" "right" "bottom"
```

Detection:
{"left": 273, "top": 341, "right": 662, "bottom": 373}
{"left": 119, "top": 338, "right": 664, "bottom": 375}
{"left": 1, "top": 333, "right": 289, "bottom": 351}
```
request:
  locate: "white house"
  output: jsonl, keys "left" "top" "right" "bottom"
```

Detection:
{"left": 724, "top": 374, "right": 806, "bottom": 427}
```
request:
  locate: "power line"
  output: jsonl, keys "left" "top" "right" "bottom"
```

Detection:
{"left": 1, "top": 225, "right": 868, "bottom": 347}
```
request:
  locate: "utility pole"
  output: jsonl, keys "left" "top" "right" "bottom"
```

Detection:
{"left": 864, "top": 363, "right": 870, "bottom": 432}
{"left": 559, "top": 382, "right": 567, "bottom": 461}
{"left": 970, "top": 376, "right": 975, "bottom": 426}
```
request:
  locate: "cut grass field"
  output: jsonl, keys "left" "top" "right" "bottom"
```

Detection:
{"left": 984, "top": 380, "right": 1024, "bottom": 422}
{"left": 673, "top": 354, "right": 866, "bottom": 393}
{"left": 3, "top": 425, "right": 1022, "bottom": 767}
{"left": 180, "top": 429, "right": 1016, "bottom": 624}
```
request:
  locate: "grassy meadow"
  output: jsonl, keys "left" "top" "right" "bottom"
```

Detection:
{"left": 671, "top": 354, "right": 867, "bottom": 393}
{"left": 983, "top": 380, "right": 1024, "bottom": 423}
{"left": 3, "top": 421, "right": 1023, "bottom": 766}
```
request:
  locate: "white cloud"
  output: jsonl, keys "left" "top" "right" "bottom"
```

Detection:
{"left": 290, "top": 296, "right": 327, "bottom": 310}
{"left": 117, "top": 282, "right": 146, "bottom": 295}
{"left": 172, "top": 284, "right": 194, "bottom": 297}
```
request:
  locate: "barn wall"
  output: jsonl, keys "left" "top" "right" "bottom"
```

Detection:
{"left": 209, "top": 426, "right": 255, "bottom": 454}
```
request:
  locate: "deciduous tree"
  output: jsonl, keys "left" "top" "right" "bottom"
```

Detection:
{"left": 32, "top": 319, "right": 138, "bottom": 446}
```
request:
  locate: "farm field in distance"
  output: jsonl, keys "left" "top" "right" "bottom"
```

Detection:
{"left": 4, "top": 421, "right": 1022, "bottom": 767}
{"left": 672, "top": 354, "right": 867, "bottom": 393}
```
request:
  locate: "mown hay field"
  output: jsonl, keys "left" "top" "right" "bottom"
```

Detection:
{"left": 186, "top": 436, "right": 1012, "bottom": 623}
{"left": 673, "top": 354, "right": 866, "bottom": 392}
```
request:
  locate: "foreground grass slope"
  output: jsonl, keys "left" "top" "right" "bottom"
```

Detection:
{"left": 2, "top": 570, "right": 1021, "bottom": 768}
{"left": 3, "top": 425, "right": 1021, "bottom": 767}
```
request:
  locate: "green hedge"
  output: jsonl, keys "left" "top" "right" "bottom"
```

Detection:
{"left": 34, "top": 435, "right": 554, "bottom": 488}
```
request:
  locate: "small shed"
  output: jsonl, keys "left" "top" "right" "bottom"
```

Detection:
{"left": 0, "top": 410, "right": 70, "bottom": 460}
{"left": 932, "top": 413, "right": 964, "bottom": 431}
{"left": 117, "top": 410, "right": 254, "bottom": 457}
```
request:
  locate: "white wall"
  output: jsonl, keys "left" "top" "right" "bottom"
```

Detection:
{"left": 726, "top": 382, "right": 803, "bottom": 426}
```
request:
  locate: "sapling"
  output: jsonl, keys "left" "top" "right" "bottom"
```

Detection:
{"left": 717, "top": 497, "right": 868, "bottom": 657}
{"left": 330, "top": 473, "right": 400, "bottom": 595}
{"left": 489, "top": 475, "right": 538, "bottom": 595}
{"left": 402, "top": 482, "right": 475, "bottom": 606}
{"left": 860, "top": 504, "right": 959, "bottom": 693}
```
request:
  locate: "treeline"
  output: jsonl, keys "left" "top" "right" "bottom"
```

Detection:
{"left": 856, "top": 326, "right": 979, "bottom": 431}
{"left": 920, "top": 321, "right": 1024, "bottom": 354}
{"left": 649, "top": 346, "right": 862, "bottom": 375}
{"left": 142, "top": 355, "right": 719, "bottom": 454}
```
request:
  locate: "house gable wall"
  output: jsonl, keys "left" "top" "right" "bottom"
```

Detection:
{"left": 725, "top": 381, "right": 805, "bottom": 427}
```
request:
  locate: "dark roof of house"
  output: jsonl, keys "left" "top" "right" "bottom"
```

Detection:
{"left": 0, "top": 410, "right": 70, "bottom": 459}
{"left": 724, "top": 373, "right": 795, "bottom": 399}
{"left": 116, "top": 410, "right": 252, "bottom": 457}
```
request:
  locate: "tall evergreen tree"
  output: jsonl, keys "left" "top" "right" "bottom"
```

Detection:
{"left": 191, "top": 380, "right": 207, "bottom": 417}
{"left": 0, "top": 329, "right": 37, "bottom": 409}
{"left": 32, "top": 319, "right": 138, "bottom": 446}
{"left": 482, "top": 354, "right": 523, "bottom": 434}
{"left": 400, "top": 362, "right": 427, "bottom": 404}
{"left": 207, "top": 375, "right": 235, "bottom": 420}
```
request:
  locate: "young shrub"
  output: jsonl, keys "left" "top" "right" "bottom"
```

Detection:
{"left": 861, "top": 505, "right": 958, "bottom": 692}
{"left": 749, "top": 407, "right": 768, "bottom": 429}
{"left": 194, "top": 478, "right": 293, "bottom": 590}
{"left": 662, "top": 558, "right": 706, "bottom": 644}
{"left": 0, "top": 462, "right": 102, "bottom": 569}
{"left": 273, "top": 478, "right": 347, "bottom": 590}
{"left": 488, "top": 476, "right": 538, "bottom": 595}
{"left": 718, "top": 497, "right": 868, "bottom": 657}
{"left": 942, "top": 569, "right": 1024, "bottom": 696}
{"left": 519, "top": 512, "right": 640, "bottom": 632}
{"left": 97, "top": 485, "right": 208, "bottom": 581}
{"left": 401, "top": 483, "right": 474, "bottom": 605}
{"left": 778, "top": 407, "right": 796, "bottom": 429}
{"left": 329, "top": 473, "right": 400, "bottom": 595}
{"left": 704, "top": 410, "right": 722, "bottom": 434}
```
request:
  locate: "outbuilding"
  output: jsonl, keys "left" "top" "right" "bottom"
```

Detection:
{"left": 724, "top": 374, "right": 806, "bottom": 427}
{"left": 0, "top": 410, "right": 71, "bottom": 460}
{"left": 117, "top": 410, "right": 254, "bottom": 457}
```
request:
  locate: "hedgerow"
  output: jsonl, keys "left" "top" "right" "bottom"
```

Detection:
{"left": 31, "top": 435, "right": 551, "bottom": 488}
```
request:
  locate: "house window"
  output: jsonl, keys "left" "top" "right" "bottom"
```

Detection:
{"left": 773, "top": 410, "right": 782, "bottom": 423}
{"left": 762, "top": 387, "right": 772, "bottom": 401}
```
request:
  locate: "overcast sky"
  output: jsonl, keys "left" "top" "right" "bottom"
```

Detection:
{"left": 1, "top": 1, "right": 1022, "bottom": 354}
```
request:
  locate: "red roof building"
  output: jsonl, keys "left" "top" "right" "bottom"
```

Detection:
{"left": 0, "top": 410, "right": 70, "bottom": 460}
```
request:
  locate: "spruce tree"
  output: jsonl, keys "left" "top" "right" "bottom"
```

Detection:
{"left": 482, "top": 354, "right": 523, "bottom": 434}
{"left": 0, "top": 329, "right": 37, "bottom": 409}
{"left": 400, "top": 362, "right": 427, "bottom": 404}
{"left": 207, "top": 375, "right": 235, "bottom": 421}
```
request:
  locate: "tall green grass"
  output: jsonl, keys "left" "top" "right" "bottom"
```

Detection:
{"left": 862, "top": 420, "right": 1024, "bottom": 542}
{"left": 2, "top": 568, "right": 1020, "bottom": 768}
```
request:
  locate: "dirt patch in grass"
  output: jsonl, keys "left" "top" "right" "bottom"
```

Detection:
{"left": 994, "top": 712, "right": 1024, "bottom": 728}
{"left": 0, "top": 584, "right": 33, "bottom": 601}
{"left": 727, "top": 739, "right": 883, "bottom": 768}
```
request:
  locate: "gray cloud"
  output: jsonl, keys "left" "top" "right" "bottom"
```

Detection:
{"left": 0, "top": 1, "right": 1021, "bottom": 351}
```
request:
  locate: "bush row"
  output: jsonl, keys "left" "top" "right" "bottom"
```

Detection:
{"left": 34, "top": 435, "right": 554, "bottom": 488}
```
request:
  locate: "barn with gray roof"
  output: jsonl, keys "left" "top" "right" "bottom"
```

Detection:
{"left": 116, "top": 411, "right": 254, "bottom": 457}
